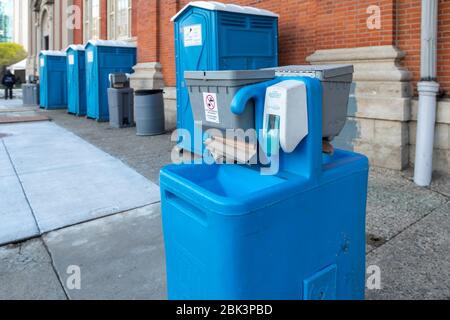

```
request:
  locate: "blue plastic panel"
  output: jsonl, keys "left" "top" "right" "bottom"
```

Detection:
{"left": 161, "top": 155, "right": 368, "bottom": 300}
{"left": 85, "top": 44, "right": 136, "bottom": 121}
{"left": 67, "top": 49, "right": 87, "bottom": 116}
{"left": 39, "top": 54, "right": 68, "bottom": 110}
{"left": 304, "top": 265, "right": 338, "bottom": 300}
{"left": 174, "top": 7, "right": 278, "bottom": 154}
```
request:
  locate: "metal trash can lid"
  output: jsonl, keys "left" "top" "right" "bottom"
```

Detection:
{"left": 135, "top": 89, "right": 164, "bottom": 96}
{"left": 184, "top": 70, "right": 275, "bottom": 81}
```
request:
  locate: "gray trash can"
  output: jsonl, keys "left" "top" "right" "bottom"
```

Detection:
{"left": 22, "top": 84, "right": 40, "bottom": 106}
{"left": 270, "top": 65, "right": 354, "bottom": 140}
{"left": 184, "top": 70, "right": 275, "bottom": 133}
{"left": 108, "top": 88, "right": 135, "bottom": 128}
{"left": 135, "top": 90, "right": 165, "bottom": 136}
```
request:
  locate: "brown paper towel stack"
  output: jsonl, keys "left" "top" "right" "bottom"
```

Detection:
{"left": 205, "top": 136, "right": 258, "bottom": 164}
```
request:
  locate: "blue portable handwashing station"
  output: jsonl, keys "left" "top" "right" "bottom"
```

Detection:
{"left": 39, "top": 51, "right": 68, "bottom": 110}
{"left": 85, "top": 40, "right": 137, "bottom": 121}
{"left": 66, "top": 45, "right": 87, "bottom": 116}
{"left": 171, "top": 1, "right": 279, "bottom": 154}
{"left": 160, "top": 65, "right": 369, "bottom": 300}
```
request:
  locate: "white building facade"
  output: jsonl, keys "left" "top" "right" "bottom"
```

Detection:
{"left": 26, "top": 0, "right": 74, "bottom": 76}
{"left": 12, "top": 0, "right": 28, "bottom": 50}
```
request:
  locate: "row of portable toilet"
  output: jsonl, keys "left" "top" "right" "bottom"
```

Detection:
{"left": 39, "top": 40, "right": 137, "bottom": 122}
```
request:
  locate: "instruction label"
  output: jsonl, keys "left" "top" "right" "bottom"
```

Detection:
{"left": 184, "top": 24, "right": 202, "bottom": 47}
{"left": 40, "top": 58, "right": 45, "bottom": 67}
{"left": 87, "top": 51, "right": 94, "bottom": 63}
{"left": 203, "top": 92, "right": 220, "bottom": 124}
{"left": 68, "top": 54, "right": 75, "bottom": 65}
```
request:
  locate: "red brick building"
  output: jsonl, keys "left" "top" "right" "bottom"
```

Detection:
{"left": 66, "top": 1, "right": 450, "bottom": 93}
{"left": 28, "top": 0, "right": 450, "bottom": 173}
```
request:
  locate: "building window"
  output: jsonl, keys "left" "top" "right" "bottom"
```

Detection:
{"left": 84, "top": 0, "right": 101, "bottom": 41}
{"left": 107, "top": 0, "right": 132, "bottom": 40}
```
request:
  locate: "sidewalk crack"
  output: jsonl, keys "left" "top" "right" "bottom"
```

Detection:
{"left": 2, "top": 139, "right": 69, "bottom": 299}
{"left": 367, "top": 199, "right": 450, "bottom": 255}
{"left": 2, "top": 139, "right": 42, "bottom": 234}
{"left": 40, "top": 238, "right": 70, "bottom": 300}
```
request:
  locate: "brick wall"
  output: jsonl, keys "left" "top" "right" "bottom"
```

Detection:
{"left": 73, "top": 0, "right": 83, "bottom": 44}
{"left": 136, "top": 0, "right": 160, "bottom": 63}
{"left": 395, "top": 0, "right": 449, "bottom": 96}
{"left": 437, "top": 0, "right": 450, "bottom": 96}
{"left": 100, "top": 0, "right": 108, "bottom": 39}
{"left": 156, "top": 0, "right": 396, "bottom": 87}
{"left": 72, "top": 0, "right": 131, "bottom": 43}
{"left": 71, "top": 0, "right": 450, "bottom": 94}
{"left": 131, "top": 0, "right": 138, "bottom": 37}
{"left": 153, "top": 0, "right": 398, "bottom": 87}
{"left": 159, "top": 0, "right": 181, "bottom": 86}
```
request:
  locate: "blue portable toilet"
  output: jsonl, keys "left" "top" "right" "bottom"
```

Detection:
{"left": 66, "top": 45, "right": 87, "bottom": 116}
{"left": 85, "top": 40, "right": 137, "bottom": 121}
{"left": 171, "top": 1, "right": 279, "bottom": 154}
{"left": 39, "top": 51, "right": 68, "bottom": 110}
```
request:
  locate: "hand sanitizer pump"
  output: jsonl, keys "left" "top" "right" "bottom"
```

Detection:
{"left": 262, "top": 80, "right": 309, "bottom": 158}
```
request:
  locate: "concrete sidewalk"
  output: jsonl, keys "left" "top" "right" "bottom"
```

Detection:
{"left": 0, "top": 98, "right": 49, "bottom": 124}
{"left": 0, "top": 105, "right": 449, "bottom": 300}
{"left": 0, "top": 121, "right": 160, "bottom": 245}
{"left": 42, "top": 108, "right": 175, "bottom": 184}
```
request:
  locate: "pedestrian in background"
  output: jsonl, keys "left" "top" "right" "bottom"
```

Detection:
{"left": 2, "top": 70, "right": 17, "bottom": 100}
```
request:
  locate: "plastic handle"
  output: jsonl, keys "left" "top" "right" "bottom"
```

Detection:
{"left": 230, "top": 77, "right": 324, "bottom": 181}
{"left": 165, "top": 191, "right": 208, "bottom": 227}
{"left": 230, "top": 79, "right": 281, "bottom": 135}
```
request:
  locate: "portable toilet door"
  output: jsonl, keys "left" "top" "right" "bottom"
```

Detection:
{"left": 66, "top": 45, "right": 87, "bottom": 116}
{"left": 39, "top": 51, "right": 68, "bottom": 110}
{"left": 171, "top": 1, "right": 279, "bottom": 154}
{"left": 85, "top": 40, "right": 137, "bottom": 122}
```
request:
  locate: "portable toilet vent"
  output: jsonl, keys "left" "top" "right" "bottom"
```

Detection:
{"left": 39, "top": 51, "right": 68, "bottom": 110}
{"left": 171, "top": 1, "right": 279, "bottom": 154}
{"left": 66, "top": 45, "right": 87, "bottom": 116}
{"left": 85, "top": 40, "right": 137, "bottom": 122}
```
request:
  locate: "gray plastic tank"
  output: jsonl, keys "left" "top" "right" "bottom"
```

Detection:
{"left": 22, "top": 84, "right": 40, "bottom": 106}
{"left": 271, "top": 65, "right": 354, "bottom": 140}
{"left": 108, "top": 88, "right": 134, "bottom": 128}
{"left": 184, "top": 70, "right": 275, "bottom": 133}
{"left": 134, "top": 90, "right": 165, "bottom": 136}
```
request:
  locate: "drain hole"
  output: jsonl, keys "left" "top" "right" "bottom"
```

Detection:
{"left": 367, "top": 234, "right": 387, "bottom": 248}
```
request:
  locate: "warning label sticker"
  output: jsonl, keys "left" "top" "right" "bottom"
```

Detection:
{"left": 40, "top": 58, "right": 45, "bottom": 67}
{"left": 87, "top": 51, "right": 94, "bottom": 63}
{"left": 203, "top": 92, "right": 220, "bottom": 124}
{"left": 184, "top": 24, "right": 202, "bottom": 47}
{"left": 68, "top": 54, "right": 75, "bottom": 65}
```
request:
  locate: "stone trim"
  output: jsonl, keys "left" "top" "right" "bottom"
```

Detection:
{"left": 163, "top": 87, "right": 177, "bottom": 132}
{"left": 409, "top": 99, "right": 450, "bottom": 172}
{"left": 129, "top": 62, "right": 164, "bottom": 91}
{"left": 411, "top": 99, "right": 450, "bottom": 125}
{"left": 308, "top": 45, "right": 413, "bottom": 171}
{"left": 308, "top": 45, "right": 449, "bottom": 174}
{"left": 307, "top": 45, "right": 412, "bottom": 82}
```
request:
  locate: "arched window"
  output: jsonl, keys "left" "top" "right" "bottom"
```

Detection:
{"left": 107, "top": 0, "right": 132, "bottom": 40}
{"left": 83, "top": 0, "right": 101, "bottom": 41}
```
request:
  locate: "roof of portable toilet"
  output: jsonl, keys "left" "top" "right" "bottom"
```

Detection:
{"left": 171, "top": 1, "right": 279, "bottom": 21}
{"left": 85, "top": 40, "right": 137, "bottom": 48}
{"left": 66, "top": 44, "right": 85, "bottom": 52}
{"left": 40, "top": 50, "right": 67, "bottom": 57}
